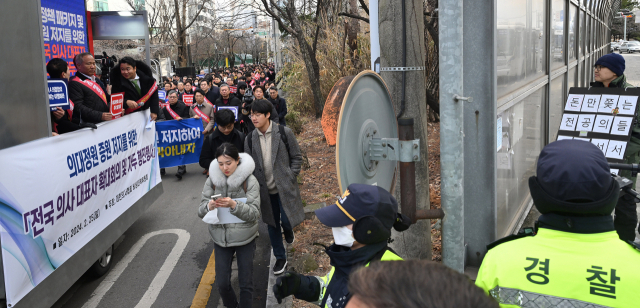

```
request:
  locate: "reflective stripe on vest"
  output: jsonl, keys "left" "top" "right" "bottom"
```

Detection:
{"left": 489, "top": 286, "right": 611, "bottom": 308}
{"left": 318, "top": 250, "right": 402, "bottom": 308}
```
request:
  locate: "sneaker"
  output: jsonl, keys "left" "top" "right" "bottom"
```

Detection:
{"left": 160, "top": 168, "right": 166, "bottom": 176}
{"left": 273, "top": 259, "right": 287, "bottom": 275}
{"left": 284, "top": 230, "right": 295, "bottom": 244}
{"left": 175, "top": 172, "right": 183, "bottom": 180}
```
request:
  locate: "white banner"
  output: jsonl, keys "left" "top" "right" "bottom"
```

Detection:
{"left": 0, "top": 110, "right": 161, "bottom": 306}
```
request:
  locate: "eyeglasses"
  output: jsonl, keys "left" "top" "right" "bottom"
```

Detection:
{"left": 249, "top": 113, "right": 263, "bottom": 118}
{"left": 594, "top": 65, "right": 606, "bottom": 71}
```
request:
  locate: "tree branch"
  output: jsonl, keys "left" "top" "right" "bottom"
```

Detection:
{"left": 338, "top": 12, "right": 369, "bottom": 23}
{"left": 358, "top": 0, "right": 369, "bottom": 16}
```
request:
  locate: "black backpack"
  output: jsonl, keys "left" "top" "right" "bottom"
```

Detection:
{"left": 247, "top": 124, "right": 290, "bottom": 155}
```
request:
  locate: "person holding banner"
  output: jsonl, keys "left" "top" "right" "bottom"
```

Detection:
{"left": 46, "top": 58, "right": 80, "bottom": 135}
{"left": 197, "top": 143, "right": 260, "bottom": 308}
{"left": 589, "top": 53, "right": 640, "bottom": 243}
{"left": 189, "top": 89, "right": 216, "bottom": 135}
{"left": 214, "top": 84, "right": 242, "bottom": 113}
{"left": 162, "top": 90, "right": 191, "bottom": 179}
{"left": 110, "top": 57, "right": 159, "bottom": 121}
{"left": 200, "top": 109, "right": 246, "bottom": 174}
{"left": 69, "top": 52, "right": 112, "bottom": 124}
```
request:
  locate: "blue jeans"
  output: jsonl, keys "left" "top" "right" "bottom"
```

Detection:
{"left": 268, "top": 193, "right": 292, "bottom": 260}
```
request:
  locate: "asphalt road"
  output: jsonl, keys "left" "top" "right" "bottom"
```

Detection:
{"left": 51, "top": 164, "right": 271, "bottom": 308}
{"left": 619, "top": 51, "right": 640, "bottom": 87}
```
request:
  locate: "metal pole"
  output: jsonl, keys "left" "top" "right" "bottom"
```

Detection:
{"left": 439, "top": 0, "right": 465, "bottom": 273}
{"left": 144, "top": 11, "right": 151, "bottom": 67}
{"left": 398, "top": 118, "right": 417, "bottom": 223}
{"left": 624, "top": 16, "right": 627, "bottom": 41}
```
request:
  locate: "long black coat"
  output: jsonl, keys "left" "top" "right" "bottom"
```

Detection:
{"left": 205, "top": 87, "right": 220, "bottom": 105}
{"left": 199, "top": 128, "right": 245, "bottom": 169}
{"left": 268, "top": 96, "right": 288, "bottom": 126}
{"left": 68, "top": 74, "right": 110, "bottom": 124}
{"left": 110, "top": 61, "right": 160, "bottom": 115}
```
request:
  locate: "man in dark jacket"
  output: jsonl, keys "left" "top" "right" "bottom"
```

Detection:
{"left": 214, "top": 84, "right": 243, "bottom": 131}
{"left": 268, "top": 86, "right": 288, "bottom": 126}
{"left": 199, "top": 79, "right": 220, "bottom": 105}
{"left": 162, "top": 90, "right": 191, "bottom": 179}
{"left": 68, "top": 52, "right": 112, "bottom": 124}
{"left": 110, "top": 57, "right": 159, "bottom": 121}
{"left": 199, "top": 109, "right": 245, "bottom": 171}
{"left": 590, "top": 53, "right": 640, "bottom": 243}
{"left": 46, "top": 58, "right": 80, "bottom": 135}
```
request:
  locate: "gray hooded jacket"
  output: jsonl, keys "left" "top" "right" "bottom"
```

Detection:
{"left": 197, "top": 153, "right": 261, "bottom": 247}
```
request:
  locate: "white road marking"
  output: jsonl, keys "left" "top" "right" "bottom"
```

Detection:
{"left": 81, "top": 229, "right": 190, "bottom": 308}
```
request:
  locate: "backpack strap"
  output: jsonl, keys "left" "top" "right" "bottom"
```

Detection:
{"left": 247, "top": 129, "right": 254, "bottom": 153}
{"left": 278, "top": 124, "right": 290, "bottom": 155}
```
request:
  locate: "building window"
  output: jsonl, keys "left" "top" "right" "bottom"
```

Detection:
{"left": 94, "top": 0, "right": 109, "bottom": 11}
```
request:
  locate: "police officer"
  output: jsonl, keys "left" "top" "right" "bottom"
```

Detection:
{"left": 272, "top": 183, "right": 410, "bottom": 308}
{"left": 476, "top": 140, "right": 640, "bottom": 307}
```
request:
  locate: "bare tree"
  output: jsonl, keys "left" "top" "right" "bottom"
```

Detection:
{"left": 255, "top": 0, "right": 330, "bottom": 117}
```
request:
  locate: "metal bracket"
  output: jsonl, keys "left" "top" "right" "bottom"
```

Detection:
{"left": 380, "top": 66, "right": 425, "bottom": 72}
{"left": 368, "top": 138, "right": 420, "bottom": 162}
{"left": 454, "top": 94, "right": 474, "bottom": 103}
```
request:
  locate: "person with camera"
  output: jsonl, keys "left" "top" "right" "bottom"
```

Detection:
{"left": 273, "top": 184, "right": 410, "bottom": 308}
{"left": 110, "top": 57, "right": 159, "bottom": 121}
{"left": 239, "top": 86, "right": 279, "bottom": 134}
{"left": 161, "top": 90, "right": 190, "bottom": 179}
{"left": 197, "top": 143, "right": 260, "bottom": 308}
{"left": 199, "top": 109, "right": 245, "bottom": 174}
{"left": 475, "top": 140, "right": 640, "bottom": 307}
{"left": 68, "top": 52, "right": 112, "bottom": 124}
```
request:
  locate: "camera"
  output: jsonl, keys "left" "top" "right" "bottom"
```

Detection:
{"left": 94, "top": 52, "right": 117, "bottom": 85}
{"left": 609, "top": 163, "right": 640, "bottom": 202}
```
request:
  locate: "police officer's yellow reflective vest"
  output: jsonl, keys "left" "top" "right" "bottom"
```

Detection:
{"left": 317, "top": 250, "right": 402, "bottom": 308}
{"left": 475, "top": 228, "right": 640, "bottom": 308}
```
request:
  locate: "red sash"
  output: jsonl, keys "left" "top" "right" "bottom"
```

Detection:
{"left": 193, "top": 105, "right": 210, "bottom": 123}
{"left": 74, "top": 77, "right": 107, "bottom": 106}
{"left": 203, "top": 96, "right": 214, "bottom": 108}
{"left": 125, "top": 81, "right": 158, "bottom": 114}
{"left": 166, "top": 104, "right": 180, "bottom": 119}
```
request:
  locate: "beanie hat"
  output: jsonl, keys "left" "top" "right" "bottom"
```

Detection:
{"left": 529, "top": 140, "right": 619, "bottom": 215}
{"left": 595, "top": 53, "right": 625, "bottom": 77}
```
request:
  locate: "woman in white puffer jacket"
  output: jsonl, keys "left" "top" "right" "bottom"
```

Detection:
{"left": 197, "top": 142, "right": 260, "bottom": 308}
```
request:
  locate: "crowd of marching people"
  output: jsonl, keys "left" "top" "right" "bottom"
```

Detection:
{"left": 46, "top": 53, "right": 640, "bottom": 308}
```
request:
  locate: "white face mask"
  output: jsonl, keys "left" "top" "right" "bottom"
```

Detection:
{"left": 332, "top": 226, "right": 354, "bottom": 247}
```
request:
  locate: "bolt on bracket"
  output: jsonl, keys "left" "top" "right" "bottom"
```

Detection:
{"left": 368, "top": 138, "right": 420, "bottom": 163}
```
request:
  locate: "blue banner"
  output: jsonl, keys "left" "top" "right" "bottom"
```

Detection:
{"left": 47, "top": 79, "right": 70, "bottom": 111}
{"left": 156, "top": 118, "right": 204, "bottom": 168}
{"left": 41, "top": 0, "right": 89, "bottom": 75}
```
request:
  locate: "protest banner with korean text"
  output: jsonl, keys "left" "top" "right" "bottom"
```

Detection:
{"left": 183, "top": 94, "right": 194, "bottom": 106}
{"left": 0, "top": 110, "right": 161, "bottom": 307}
{"left": 556, "top": 87, "right": 640, "bottom": 174}
{"left": 48, "top": 79, "right": 70, "bottom": 111}
{"left": 156, "top": 118, "right": 204, "bottom": 168}
{"left": 41, "top": 0, "right": 88, "bottom": 75}
{"left": 111, "top": 92, "right": 124, "bottom": 119}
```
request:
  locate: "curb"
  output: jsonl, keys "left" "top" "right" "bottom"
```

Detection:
{"left": 265, "top": 248, "right": 293, "bottom": 307}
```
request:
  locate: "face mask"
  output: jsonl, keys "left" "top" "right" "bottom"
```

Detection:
{"left": 332, "top": 226, "right": 354, "bottom": 247}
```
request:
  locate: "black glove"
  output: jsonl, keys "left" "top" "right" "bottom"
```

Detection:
{"left": 272, "top": 271, "right": 302, "bottom": 304}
